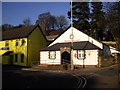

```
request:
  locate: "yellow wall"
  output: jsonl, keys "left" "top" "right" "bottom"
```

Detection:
{"left": 1, "top": 26, "right": 47, "bottom": 66}
{"left": 2, "top": 56, "right": 10, "bottom": 64}
{"left": 0, "top": 38, "right": 28, "bottom": 66}
{"left": 28, "top": 27, "right": 47, "bottom": 66}
{"left": 0, "top": 41, "right": 8, "bottom": 55}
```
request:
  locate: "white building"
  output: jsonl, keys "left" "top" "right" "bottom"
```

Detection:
{"left": 40, "top": 27, "right": 118, "bottom": 69}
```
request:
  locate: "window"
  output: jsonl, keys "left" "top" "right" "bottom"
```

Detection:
{"left": 77, "top": 50, "right": 85, "bottom": 60}
{"left": 5, "top": 41, "right": 9, "bottom": 47}
{"left": 21, "top": 54, "right": 24, "bottom": 63}
{"left": 21, "top": 39, "right": 25, "bottom": 46}
{"left": 49, "top": 51, "right": 56, "bottom": 59}
{"left": 15, "top": 54, "right": 18, "bottom": 62}
{"left": 16, "top": 40, "right": 19, "bottom": 46}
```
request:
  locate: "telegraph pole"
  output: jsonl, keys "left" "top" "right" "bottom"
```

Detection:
{"left": 70, "top": 0, "right": 74, "bottom": 70}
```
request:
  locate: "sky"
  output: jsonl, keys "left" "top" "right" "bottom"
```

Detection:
{"left": 2, "top": 2, "right": 70, "bottom": 26}
{"left": 2, "top": 0, "right": 118, "bottom": 26}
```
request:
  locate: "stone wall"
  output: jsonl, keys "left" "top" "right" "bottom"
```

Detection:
{"left": 100, "top": 55, "right": 116, "bottom": 67}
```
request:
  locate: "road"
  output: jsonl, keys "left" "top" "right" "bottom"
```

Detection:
{"left": 69, "top": 64, "right": 119, "bottom": 88}
{"left": 2, "top": 66, "right": 80, "bottom": 88}
{"left": 2, "top": 64, "right": 119, "bottom": 89}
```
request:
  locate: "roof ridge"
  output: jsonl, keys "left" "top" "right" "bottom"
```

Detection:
{"left": 3, "top": 25, "right": 36, "bottom": 32}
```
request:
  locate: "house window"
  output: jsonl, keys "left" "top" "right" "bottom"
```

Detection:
{"left": 49, "top": 51, "right": 56, "bottom": 59}
{"left": 21, "top": 39, "right": 25, "bottom": 46}
{"left": 16, "top": 40, "right": 19, "bottom": 46}
{"left": 21, "top": 54, "right": 24, "bottom": 63}
{"left": 77, "top": 50, "right": 85, "bottom": 60}
{"left": 5, "top": 41, "right": 9, "bottom": 47}
{"left": 15, "top": 54, "right": 18, "bottom": 62}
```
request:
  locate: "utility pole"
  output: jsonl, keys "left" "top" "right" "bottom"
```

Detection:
{"left": 70, "top": 0, "right": 74, "bottom": 70}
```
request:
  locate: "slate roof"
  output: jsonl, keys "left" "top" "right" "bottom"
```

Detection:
{"left": 2, "top": 51, "right": 13, "bottom": 56}
{"left": 41, "top": 41, "right": 100, "bottom": 51}
{"left": 46, "top": 35, "right": 58, "bottom": 41}
{"left": 2, "top": 25, "right": 39, "bottom": 40}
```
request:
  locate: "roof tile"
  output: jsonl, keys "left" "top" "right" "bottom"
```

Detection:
{"left": 2, "top": 25, "right": 37, "bottom": 40}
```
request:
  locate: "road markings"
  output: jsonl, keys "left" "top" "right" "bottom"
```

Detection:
{"left": 67, "top": 72, "right": 87, "bottom": 89}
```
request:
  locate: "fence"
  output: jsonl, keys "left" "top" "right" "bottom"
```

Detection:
{"left": 31, "top": 59, "right": 71, "bottom": 66}
{"left": 31, "top": 61, "right": 40, "bottom": 66}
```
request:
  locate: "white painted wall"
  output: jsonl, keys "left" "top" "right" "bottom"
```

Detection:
{"left": 49, "top": 27, "right": 103, "bottom": 49}
{"left": 40, "top": 50, "right": 98, "bottom": 66}
{"left": 40, "top": 51, "right": 61, "bottom": 64}
{"left": 73, "top": 50, "right": 98, "bottom": 65}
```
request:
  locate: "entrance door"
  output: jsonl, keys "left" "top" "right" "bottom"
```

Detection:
{"left": 61, "top": 51, "right": 71, "bottom": 64}
{"left": 9, "top": 55, "right": 13, "bottom": 65}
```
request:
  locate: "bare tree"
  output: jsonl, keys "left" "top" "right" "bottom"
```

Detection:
{"left": 23, "top": 17, "right": 31, "bottom": 26}
{"left": 49, "top": 16, "right": 57, "bottom": 30}
{"left": 36, "top": 12, "right": 51, "bottom": 31}
{"left": 36, "top": 12, "right": 58, "bottom": 35}
{"left": 56, "top": 16, "right": 68, "bottom": 29}
{"left": 2, "top": 24, "right": 13, "bottom": 31}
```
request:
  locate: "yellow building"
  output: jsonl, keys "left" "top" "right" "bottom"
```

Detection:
{"left": 0, "top": 24, "right": 47, "bottom": 66}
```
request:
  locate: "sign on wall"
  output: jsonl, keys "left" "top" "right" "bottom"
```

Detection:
{"left": 64, "top": 39, "right": 80, "bottom": 42}
{"left": 0, "top": 47, "right": 9, "bottom": 50}
{"left": 74, "top": 53, "right": 77, "bottom": 58}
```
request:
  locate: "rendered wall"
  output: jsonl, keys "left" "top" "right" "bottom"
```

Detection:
{"left": 73, "top": 50, "right": 98, "bottom": 65}
{"left": 40, "top": 50, "right": 98, "bottom": 66}
{"left": 28, "top": 27, "right": 47, "bottom": 66}
{"left": 0, "top": 38, "right": 28, "bottom": 66}
{"left": 40, "top": 51, "right": 61, "bottom": 64}
{"left": 49, "top": 27, "right": 103, "bottom": 49}
{"left": 2, "top": 56, "right": 9, "bottom": 64}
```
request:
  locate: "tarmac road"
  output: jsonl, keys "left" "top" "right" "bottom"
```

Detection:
{"left": 85, "top": 66, "right": 118, "bottom": 88}
{"left": 69, "top": 64, "right": 119, "bottom": 88}
{"left": 2, "top": 66, "right": 79, "bottom": 88}
{"left": 3, "top": 64, "right": 118, "bottom": 89}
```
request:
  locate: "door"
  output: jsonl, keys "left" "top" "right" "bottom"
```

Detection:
{"left": 61, "top": 51, "right": 71, "bottom": 64}
{"left": 9, "top": 55, "right": 13, "bottom": 65}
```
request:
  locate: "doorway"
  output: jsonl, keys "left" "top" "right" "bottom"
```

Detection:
{"left": 9, "top": 55, "right": 13, "bottom": 65}
{"left": 61, "top": 51, "right": 71, "bottom": 64}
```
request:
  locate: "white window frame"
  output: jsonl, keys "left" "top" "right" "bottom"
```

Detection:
{"left": 77, "top": 50, "right": 85, "bottom": 60}
{"left": 5, "top": 41, "right": 9, "bottom": 47}
{"left": 16, "top": 40, "right": 19, "bottom": 46}
{"left": 21, "top": 39, "right": 25, "bottom": 46}
{"left": 49, "top": 51, "right": 56, "bottom": 59}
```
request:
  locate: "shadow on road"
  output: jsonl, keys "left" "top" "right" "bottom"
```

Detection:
{"left": 2, "top": 64, "right": 29, "bottom": 70}
{"left": 82, "top": 75, "right": 98, "bottom": 88}
{"left": 2, "top": 65, "right": 78, "bottom": 88}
